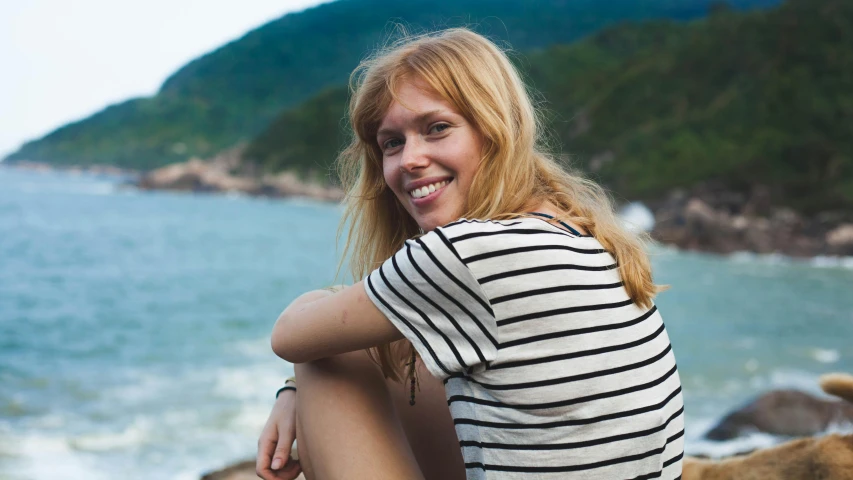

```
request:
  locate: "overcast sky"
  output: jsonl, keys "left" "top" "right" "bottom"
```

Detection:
{"left": 0, "top": 0, "right": 327, "bottom": 159}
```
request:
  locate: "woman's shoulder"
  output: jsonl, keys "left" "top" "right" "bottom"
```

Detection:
{"left": 437, "top": 217, "right": 526, "bottom": 235}
{"left": 436, "top": 216, "right": 599, "bottom": 244}
{"left": 425, "top": 216, "right": 609, "bottom": 260}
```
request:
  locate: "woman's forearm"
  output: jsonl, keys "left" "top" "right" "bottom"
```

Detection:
{"left": 270, "top": 282, "right": 402, "bottom": 363}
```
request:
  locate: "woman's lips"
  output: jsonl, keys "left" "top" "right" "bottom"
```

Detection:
{"left": 410, "top": 179, "right": 451, "bottom": 207}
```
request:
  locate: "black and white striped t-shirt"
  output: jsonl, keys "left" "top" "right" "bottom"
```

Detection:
{"left": 365, "top": 216, "right": 684, "bottom": 480}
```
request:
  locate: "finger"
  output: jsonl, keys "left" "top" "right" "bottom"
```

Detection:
{"left": 270, "top": 432, "right": 295, "bottom": 470}
{"left": 260, "top": 458, "right": 299, "bottom": 480}
{"left": 256, "top": 428, "right": 279, "bottom": 479}
{"left": 279, "top": 459, "right": 302, "bottom": 480}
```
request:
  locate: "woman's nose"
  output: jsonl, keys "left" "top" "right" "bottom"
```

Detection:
{"left": 399, "top": 136, "right": 430, "bottom": 172}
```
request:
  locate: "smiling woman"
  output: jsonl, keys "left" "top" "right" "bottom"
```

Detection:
{"left": 257, "top": 28, "right": 683, "bottom": 480}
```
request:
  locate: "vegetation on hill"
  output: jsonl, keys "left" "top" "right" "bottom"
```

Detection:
{"left": 245, "top": 0, "right": 853, "bottom": 213}
{"left": 242, "top": 87, "right": 349, "bottom": 182}
{"left": 531, "top": 0, "right": 852, "bottom": 212}
{"left": 5, "top": 0, "right": 778, "bottom": 170}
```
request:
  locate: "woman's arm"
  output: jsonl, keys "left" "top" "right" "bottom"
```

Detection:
{"left": 271, "top": 281, "right": 403, "bottom": 363}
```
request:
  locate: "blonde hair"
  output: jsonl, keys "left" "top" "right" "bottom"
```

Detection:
{"left": 336, "top": 28, "right": 659, "bottom": 382}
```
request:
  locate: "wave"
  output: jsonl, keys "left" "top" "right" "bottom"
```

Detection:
{"left": 68, "top": 417, "right": 152, "bottom": 452}
{"left": 619, "top": 201, "right": 655, "bottom": 232}
{"left": 668, "top": 248, "right": 853, "bottom": 271}
{"left": 810, "top": 255, "right": 853, "bottom": 270}
{"left": 0, "top": 427, "right": 111, "bottom": 480}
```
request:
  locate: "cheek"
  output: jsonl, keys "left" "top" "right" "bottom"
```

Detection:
{"left": 382, "top": 162, "right": 403, "bottom": 197}
{"left": 448, "top": 141, "right": 481, "bottom": 184}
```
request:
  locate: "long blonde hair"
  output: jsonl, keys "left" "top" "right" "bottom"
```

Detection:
{"left": 336, "top": 28, "right": 659, "bottom": 382}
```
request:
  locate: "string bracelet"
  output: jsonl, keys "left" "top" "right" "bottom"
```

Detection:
{"left": 275, "top": 376, "right": 297, "bottom": 399}
{"left": 275, "top": 385, "right": 296, "bottom": 398}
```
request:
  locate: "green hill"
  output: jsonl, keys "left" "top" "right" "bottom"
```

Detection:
{"left": 532, "top": 0, "right": 853, "bottom": 212}
{"left": 5, "top": 0, "right": 778, "bottom": 170}
{"left": 245, "top": 0, "right": 853, "bottom": 212}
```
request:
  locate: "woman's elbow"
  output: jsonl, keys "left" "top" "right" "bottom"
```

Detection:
{"left": 270, "top": 316, "right": 308, "bottom": 363}
{"left": 271, "top": 336, "right": 296, "bottom": 363}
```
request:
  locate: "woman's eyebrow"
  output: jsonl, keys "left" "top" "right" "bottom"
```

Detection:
{"left": 377, "top": 109, "right": 446, "bottom": 138}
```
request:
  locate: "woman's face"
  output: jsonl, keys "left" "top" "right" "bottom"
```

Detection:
{"left": 377, "top": 78, "right": 484, "bottom": 232}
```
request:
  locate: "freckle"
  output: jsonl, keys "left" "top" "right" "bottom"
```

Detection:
{"left": 341, "top": 310, "right": 348, "bottom": 324}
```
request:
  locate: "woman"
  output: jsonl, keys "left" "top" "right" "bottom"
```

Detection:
{"left": 257, "top": 28, "right": 684, "bottom": 480}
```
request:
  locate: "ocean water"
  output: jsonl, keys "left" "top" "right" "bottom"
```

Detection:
{"left": 1, "top": 168, "right": 852, "bottom": 479}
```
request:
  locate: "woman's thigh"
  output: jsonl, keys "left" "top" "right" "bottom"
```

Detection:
{"left": 387, "top": 360, "right": 466, "bottom": 480}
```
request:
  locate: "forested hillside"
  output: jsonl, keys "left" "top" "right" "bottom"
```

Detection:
{"left": 245, "top": 0, "right": 853, "bottom": 212}
{"left": 5, "top": 0, "right": 778, "bottom": 169}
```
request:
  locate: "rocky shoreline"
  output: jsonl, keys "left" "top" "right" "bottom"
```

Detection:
{"left": 134, "top": 147, "right": 344, "bottom": 202}
{"left": 649, "top": 183, "right": 853, "bottom": 258}
{"left": 5, "top": 160, "right": 852, "bottom": 257}
{"left": 132, "top": 161, "right": 853, "bottom": 258}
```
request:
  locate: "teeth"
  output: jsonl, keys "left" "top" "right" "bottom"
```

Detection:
{"left": 409, "top": 180, "right": 449, "bottom": 198}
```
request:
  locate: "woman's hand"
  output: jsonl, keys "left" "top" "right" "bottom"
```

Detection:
{"left": 256, "top": 389, "right": 302, "bottom": 480}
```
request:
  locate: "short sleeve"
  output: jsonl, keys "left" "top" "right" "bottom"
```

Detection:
{"left": 364, "top": 224, "right": 497, "bottom": 379}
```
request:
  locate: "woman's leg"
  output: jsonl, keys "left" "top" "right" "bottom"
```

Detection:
{"left": 388, "top": 359, "right": 466, "bottom": 480}
{"left": 294, "top": 350, "right": 465, "bottom": 480}
{"left": 293, "top": 349, "right": 425, "bottom": 480}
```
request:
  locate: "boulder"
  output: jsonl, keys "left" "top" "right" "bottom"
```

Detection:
{"left": 684, "top": 433, "right": 853, "bottom": 480}
{"left": 704, "top": 389, "right": 853, "bottom": 441}
{"left": 827, "top": 224, "right": 853, "bottom": 255}
{"left": 705, "top": 373, "right": 853, "bottom": 441}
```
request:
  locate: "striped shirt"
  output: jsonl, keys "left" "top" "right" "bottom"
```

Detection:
{"left": 365, "top": 216, "right": 684, "bottom": 479}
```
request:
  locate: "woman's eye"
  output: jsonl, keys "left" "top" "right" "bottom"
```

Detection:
{"left": 429, "top": 123, "right": 450, "bottom": 134}
{"left": 383, "top": 139, "right": 403, "bottom": 150}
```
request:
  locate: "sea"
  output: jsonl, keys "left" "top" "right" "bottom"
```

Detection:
{"left": 1, "top": 167, "right": 852, "bottom": 479}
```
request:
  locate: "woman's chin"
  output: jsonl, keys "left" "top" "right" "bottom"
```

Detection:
{"left": 417, "top": 215, "right": 454, "bottom": 233}
{"left": 413, "top": 215, "right": 437, "bottom": 233}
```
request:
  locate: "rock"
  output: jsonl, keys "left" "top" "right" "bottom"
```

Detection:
{"left": 138, "top": 159, "right": 208, "bottom": 191}
{"left": 684, "top": 433, "right": 853, "bottom": 480}
{"left": 684, "top": 198, "right": 719, "bottom": 227}
{"left": 200, "top": 459, "right": 305, "bottom": 480}
{"left": 262, "top": 171, "right": 345, "bottom": 202}
{"left": 648, "top": 182, "right": 852, "bottom": 257}
{"left": 827, "top": 224, "right": 853, "bottom": 255}
{"left": 136, "top": 147, "right": 343, "bottom": 202}
{"left": 200, "top": 460, "right": 257, "bottom": 480}
{"left": 704, "top": 390, "right": 853, "bottom": 441}
{"left": 705, "top": 373, "right": 853, "bottom": 441}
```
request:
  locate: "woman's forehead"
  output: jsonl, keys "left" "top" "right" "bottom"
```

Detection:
{"left": 378, "top": 81, "right": 458, "bottom": 132}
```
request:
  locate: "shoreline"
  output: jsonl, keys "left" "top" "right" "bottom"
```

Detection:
{"left": 4, "top": 161, "right": 852, "bottom": 258}
{"left": 1, "top": 159, "right": 140, "bottom": 178}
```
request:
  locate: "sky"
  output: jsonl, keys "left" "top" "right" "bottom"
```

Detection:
{"left": 0, "top": 0, "right": 327, "bottom": 159}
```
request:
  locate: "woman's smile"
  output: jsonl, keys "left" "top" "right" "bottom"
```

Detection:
{"left": 407, "top": 177, "right": 453, "bottom": 206}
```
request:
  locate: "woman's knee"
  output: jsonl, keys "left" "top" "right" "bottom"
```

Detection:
{"left": 291, "top": 350, "right": 424, "bottom": 479}
{"left": 293, "top": 349, "right": 387, "bottom": 398}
